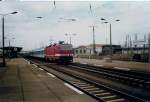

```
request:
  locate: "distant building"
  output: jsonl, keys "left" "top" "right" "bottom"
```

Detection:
{"left": 74, "top": 44, "right": 104, "bottom": 56}
{"left": 122, "top": 46, "right": 149, "bottom": 62}
{"left": 74, "top": 44, "right": 122, "bottom": 56}
{"left": 102, "top": 45, "right": 122, "bottom": 55}
{"left": 86, "top": 44, "right": 103, "bottom": 55}
{"left": 122, "top": 46, "right": 149, "bottom": 54}
{"left": 74, "top": 45, "right": 87, "bottom": 56}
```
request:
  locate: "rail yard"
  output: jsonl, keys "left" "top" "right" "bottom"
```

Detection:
{"left": 1, "top": 53, "right": 150, "bottom": 102}
{"left": 1, "top": 1, "right": 150, "bottom": 102}
{"left": 22, "top": 56, "right": 150, "bottom": 102}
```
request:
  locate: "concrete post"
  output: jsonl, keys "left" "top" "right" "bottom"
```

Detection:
{"left": 2, "top": 16, "right": 6, "bottom": 66}
{"left": 148, "top": 34, "right": 150, "bottom": 63}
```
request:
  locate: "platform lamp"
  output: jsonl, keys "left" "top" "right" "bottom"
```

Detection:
{"left": 58, "top": 17, "right": 77, "bottom": 45}
{"left": 101, "top": 18, "right": 120, "bottom": 57}
{"left": 0, "top": 11, "right": 18, "bottom": 67}
{"left": 36, "top": 16, "right": 43, "bottom": 19}
{"left": 65, "top": 33, "right": 76, "bottom": 45}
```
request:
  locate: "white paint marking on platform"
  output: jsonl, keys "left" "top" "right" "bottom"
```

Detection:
{"left": 27, "top": 61, "right": 30, "bottom": 64}
{"left": 39, "top": 68, "right": 44, "bottom": 70}
{"left": 25, "top": 60, "right": 29, "bottom": 64}
{"left": 24, "top": 59, "right": 28, "bottom": 63}
{"left": 94, "top": 64, "right": 104, "bottom": 67}
{"left": 64, "top": 83, "right": 84, "bottom": 94}
{"left": 81, "top": 63, "right": 87, "bottom": 65}
{"left": 47, "top": 73, "right": 56, "bottom": 77}
{"left": 32, "top": 64, "right": 38, "bottom": 68}
{"left": 114, "top": 67, "right": 130, "bottom": 71}
{"left": 24, "top": 59, "right": 30, "bottom": 64}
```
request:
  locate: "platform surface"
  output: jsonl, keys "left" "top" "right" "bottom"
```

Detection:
{"left": 0, "top": 58, "right": 96, "bottom": 102}
{"left": 0, "top": 58, "right": 3, "bottom": 67}
{"left": 74, "top": 58, "right": 150, "bottom": 73}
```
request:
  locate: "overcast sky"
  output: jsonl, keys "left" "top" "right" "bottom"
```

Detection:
{"left": 0, "top": 0, "right": 150, "bottom": 51}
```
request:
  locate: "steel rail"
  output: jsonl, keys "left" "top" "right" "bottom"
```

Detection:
{"left": 72, "top": 63, "right": 150, "bottom": 80}
{"left": 46, "top": 65, "right": 148, "bottom": 102}
{"left": 70, "top": 63, "right": 150, "bottom": 89}
{"left": 26, "top": 59, "right": 104, "bottom": 101}
{"left": 25, "top": 58, "right": 148, "bottom": 102}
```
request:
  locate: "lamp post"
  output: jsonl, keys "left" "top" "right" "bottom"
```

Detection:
{"left": 148, "top": 34, "right": 150, "bottom": 63}
{"left": 65, "top": 33, "right": 76, "bottom": 45}
{"left": 0, "top": 11, "right": 18, "bottom": 67}
{"left": 101, "top": 18, "right": 120, "bottom": 56}
{"left": 59, "top": 17, "right": 77, "bottom": 22}
{"left": 36, "top": 16, "right": 43, "bottom": 19}
{"left": 58, "top": 17, "right": 77, "bottom": 45}
{"left": 89, "top": 25, "right": 97, "bottom": 55}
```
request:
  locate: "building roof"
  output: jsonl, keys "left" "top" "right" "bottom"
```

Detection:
{"left": 87, "top": 44, "right": 105, "bottom": 48}
{"left": 0, "top": 46, "right": 22, "bottom": 52}
{"left": 77, "top": 45, "right": 87, "bottom": 48}
{"left": 75, "top": 44, "right": 105, "bottom": 49}
{"left": 75, "top": 44, "right": 122, "bottom": 49}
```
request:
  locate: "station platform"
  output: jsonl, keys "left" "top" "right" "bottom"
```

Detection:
{"left": 74, "top": 58, "right": 150, "bottom": 73}
{"left": 0, "top": 58, "right": 3, "bottom": 66}
{"left": 0, "top": 58, "right": 96, "bottom": 102}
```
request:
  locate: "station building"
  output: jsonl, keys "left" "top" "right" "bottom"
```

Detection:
{"left": 74, "top": 44, "right": 122, "bottom": 57}
{"left": 0, "top": 46, "right": 22, "bottom": 58}
{"left": 74, "top": 44, "right": 103, "bottom": 56}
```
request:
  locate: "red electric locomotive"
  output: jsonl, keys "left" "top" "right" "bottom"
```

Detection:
{"left": 44, "top": 41, "right": 73, "bottom": 63}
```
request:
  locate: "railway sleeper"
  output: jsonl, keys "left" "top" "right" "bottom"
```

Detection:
{"left": 101, "top": 95, "right": 117, "bottom": 100}
{"left": 94, "top": 93, "right": 127, "bottom": 102}
{"left": 95, "top": 92, "right": 111, "bottom": 96}
{"left": 31, "top": 60, "right": 149, "bottom": 102}
{"left": 85, "top": 88, "right": 100, "bottom": 91}
{"left": 106, "top": 98, "right": 126, "bottom": 102}
{"left": 80, "top": 85, "right": 95, "bottom": 89}
{"left": 75, "top": 84, "right": 91, "bottom": 87}
{"left": 89, "top": 90, "right": 105, "bottom": 94}
{"left": 73, "top": 65, "right": 149, "bottom": 87}
{"left": 72, "top": 82, "right": 87, "bottom": 85}
{"left": 105, "top": 97, "right": 125, "bottom": 102}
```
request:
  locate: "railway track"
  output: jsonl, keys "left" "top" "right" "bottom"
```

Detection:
{"left": 68, "top": 63, "right": 150, "bottom": 89}
{"left": 26, "top": 58, "right": 149, "bottom": 102}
